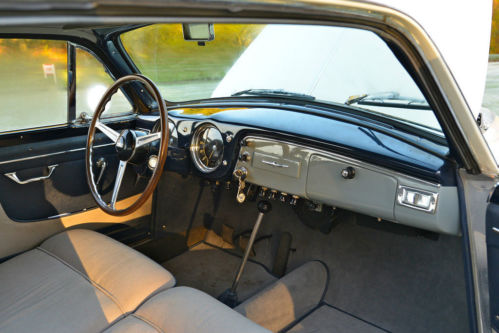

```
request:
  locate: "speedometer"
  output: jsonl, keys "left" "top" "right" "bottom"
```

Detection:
{"left": 190, "top": 124, "right": 224, "bottom": 173}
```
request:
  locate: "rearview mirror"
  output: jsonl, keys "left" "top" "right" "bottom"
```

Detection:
{"left": 182, "top": 23, "right": 215, "bottom": 42}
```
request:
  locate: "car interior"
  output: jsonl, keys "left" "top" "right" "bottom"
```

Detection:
{"left": 0, "top": 19, "right": 473, "bottom": 333}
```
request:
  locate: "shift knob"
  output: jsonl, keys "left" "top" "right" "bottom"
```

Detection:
{"left": 257, "top": 200, "right": 272, "bottom": 214}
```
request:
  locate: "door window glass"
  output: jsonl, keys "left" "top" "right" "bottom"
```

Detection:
{"left": 0, "top": 39, "right": 67, "bottom": 132}
{"left": 76, "top": 48, "right": 132, "bottom": 118}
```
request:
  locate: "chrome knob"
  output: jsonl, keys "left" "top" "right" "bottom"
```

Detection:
{"left": 341, "top": 166, "right": 355, "bottom": 179}
{"left": 290, "top": 195, "right": 299, "bottom": 206}
{"left": 148, "top": 155, "right": 158, "bottom": 170}
{"left": 233, "top": 167, "right": 248, "bottom": 181}
{"left": 269, "top": 190, "right": 278, "bottom": 200}
{"left": 239, "top": 152, "right": 251, "bottom": 162}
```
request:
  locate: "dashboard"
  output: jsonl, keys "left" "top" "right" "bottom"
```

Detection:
{"left": 138, "top": 106, "right": 460, "bottom": 236}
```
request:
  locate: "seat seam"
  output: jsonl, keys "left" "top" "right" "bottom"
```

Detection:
{"left": 98, "top": 313, "right": 127, "bottom": 333}
{"left": 131, "top": 314, "right": 165, "bottom": 333}
{"left": 36, "top": 247, "right": 127, "bottom": 315}
{"left": 129, "top": 284, "right": 173, "bottom": 314}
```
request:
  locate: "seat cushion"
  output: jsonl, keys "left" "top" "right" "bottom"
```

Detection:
{"left": 0, "top": 229, "right": 175, "bottom": 333}
{"left": 104, "top": 286, "right": 272, "bottom": 333}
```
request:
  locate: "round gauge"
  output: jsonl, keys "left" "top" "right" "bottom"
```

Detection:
{"left": 190, "top": 124, "right": 224, "bottom": 173}
{"left": 153, "top": 119, "right": 178, "bottom": 147}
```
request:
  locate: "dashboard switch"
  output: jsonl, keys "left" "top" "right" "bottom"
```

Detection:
{"left": 279, "top": 192, "right": 288, "bottom": 203}
{"left": 233, "top": 167, "right": 248, "bottom": 204}
{"left": 259, "top": 187, "right": 268, "bottom": 197}
{"left": 341, "top": 166, "right": 356, "bottom": 179}
{"left": 290, "top": 195, "right": 299, "bottom": 206}
{"left": 239, "top": 152, "right": 251, "bottom": 162}
{"left": 269, "top": 190, "right": 278, "bottom": 200}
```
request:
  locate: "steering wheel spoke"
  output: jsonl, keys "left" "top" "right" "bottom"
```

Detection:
{"left": 109, "top": 160, "right": 127, "bottom": 209}
{"left": 96, "top": 121, "right": 120, "bottom": 143}
{"left": 136, "top": 131, "right": 162, "bottom": 148}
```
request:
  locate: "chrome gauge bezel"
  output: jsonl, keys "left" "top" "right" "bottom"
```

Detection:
{"left": 190, "top": 123, "right": 224, "bottom": 173}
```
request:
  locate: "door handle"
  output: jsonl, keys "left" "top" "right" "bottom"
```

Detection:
{"left": 5, "top": 164, "right": 58, "bottom": 184}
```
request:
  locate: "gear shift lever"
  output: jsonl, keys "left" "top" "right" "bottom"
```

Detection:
{"left": 218, "top": 200, "right": 272, "bottom": 307}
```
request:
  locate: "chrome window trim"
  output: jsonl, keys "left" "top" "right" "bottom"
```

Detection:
{"left": 0, "top": 142, "right": 114, "bottom": 165}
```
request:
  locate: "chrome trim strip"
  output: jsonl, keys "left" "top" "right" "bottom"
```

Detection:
{"left": 0, "top": 143, "right": 114, "bottom": 165}
{"left": 261, "top": 160, "right": 289, "bottom": 168}
{"left": 493, "top": 227, "right": 499, "bottom": 234}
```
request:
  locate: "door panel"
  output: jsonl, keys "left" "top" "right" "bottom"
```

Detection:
{"left": 0, "top": 127, "right": 147, "bottom": 221}
{"left": 486, "top": 187, "right": 499, "bottom": 331}
{"left": 0, "top": 124, "right": 152, "bottom": 258}
{"left": 486, "top": 187, "right": 499, "bottom": 330}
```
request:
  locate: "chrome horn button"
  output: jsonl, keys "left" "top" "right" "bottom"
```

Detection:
{"left": 115, "top": 129, "right": 136, "bottom": 161}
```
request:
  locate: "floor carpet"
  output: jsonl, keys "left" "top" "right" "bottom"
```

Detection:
{"left": 162, "top": 242, "right": 278, "bottom": 301}
{"left": 288, "top": 304, "right": 388, "bottom": 333}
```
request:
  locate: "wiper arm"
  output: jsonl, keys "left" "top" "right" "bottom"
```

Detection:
{"left": 232, "top": 89, "right": 316, "bottom": 101}
{"left": 346, "top": 91, "right": 431, "bottom": 110}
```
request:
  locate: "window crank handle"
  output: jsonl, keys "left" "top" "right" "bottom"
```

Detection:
{"left": 96, "top": 158, "right": 107, "bottom": 185}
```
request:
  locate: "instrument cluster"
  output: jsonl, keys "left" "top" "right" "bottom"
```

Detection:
{"left": 189, "top": 124, "right": 225, "bottom": 173}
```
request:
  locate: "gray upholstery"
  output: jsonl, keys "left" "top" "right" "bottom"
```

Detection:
{"left": 235, "top": 261, "right": 328, "bottom": 332}
{"left": 0, "top": 229, "right": 176, "bottom": 332}
{"left": 0, "top": 229, "right": 270, "bottom": 333}
{"left": 105, "top": 287, "right": 272, "bottom": 333}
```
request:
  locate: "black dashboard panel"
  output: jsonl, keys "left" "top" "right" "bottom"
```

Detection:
{"left": 138, "top": 105, "right": 454, "bottom": 184}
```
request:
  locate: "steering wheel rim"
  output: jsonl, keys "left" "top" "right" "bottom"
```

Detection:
{"left": 85, "top": 74, "right": 169, "bottom": 216}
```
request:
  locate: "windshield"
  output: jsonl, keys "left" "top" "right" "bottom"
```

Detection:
{"left": 121, "top": 23, "right": 442, "bottom": 134}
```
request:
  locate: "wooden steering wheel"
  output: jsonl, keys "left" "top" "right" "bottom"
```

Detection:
{"left": 86, "top": 74, "right": 168, "bottom": 216}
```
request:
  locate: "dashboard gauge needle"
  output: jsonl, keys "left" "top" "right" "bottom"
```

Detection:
{"left": 208, "top": 144, "right": 216, "bottom": 160}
